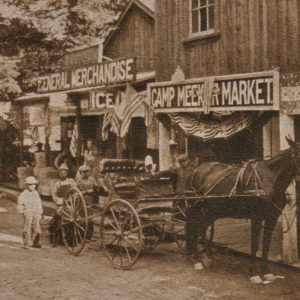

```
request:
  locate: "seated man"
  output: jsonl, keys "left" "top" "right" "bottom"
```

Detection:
{"left": 76, "top": 165, "right": 97, "bottom": 240}
{"left": 49, "top": 163, "right": 77, "bottom": 246}
{"left": 76, "top": 165, "right": 98, "bottom": 204}
{"left": 152, "top": 154, "right": 194, "bottom": 194}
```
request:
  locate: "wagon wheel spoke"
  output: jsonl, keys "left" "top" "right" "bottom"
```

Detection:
{"left": 62, "top": 210, "right": 73, "bottom": 220}
{"left": 123, "top": 236, "right": 139, "bottom": 252}
{"left": 110, "top": 207, "right": 121, "bottom": 230}
{"left": 105, "top": 217, "right": 119, "bottom": 232}
{"left": 123, "top": 243, "right": 132, "bottom": 263}
{"left": 73, "top": 222, "right": 86, "bottom": 233}
{"left": 120, "top": 206, "right": 130, "bottom": 231}
{"left": 64, "top": 198, "right": 73, "bottom": 215}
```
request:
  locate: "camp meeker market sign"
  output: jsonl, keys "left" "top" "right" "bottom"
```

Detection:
{"left": 148, "top": 71, "right": 279, "bottom": 112}
{"left": 37, "top": 57, "right": 136, "bottom": 93}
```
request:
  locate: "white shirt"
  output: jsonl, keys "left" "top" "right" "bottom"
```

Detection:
{"left": 17, "top": 189, "right": 43, "bottom": 215}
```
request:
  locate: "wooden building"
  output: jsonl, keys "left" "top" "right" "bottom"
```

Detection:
{"left": 152, "top": 0, "right": 300, "bottom": 264}
{"left": 12, "top": 0, "right": 157, "bottom": 193}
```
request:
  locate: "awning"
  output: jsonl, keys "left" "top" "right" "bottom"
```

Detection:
{"left": 168, "top": 111, "right": 259, "bottom": 140}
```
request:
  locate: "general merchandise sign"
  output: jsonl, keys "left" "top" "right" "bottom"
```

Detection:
{"left": 37, "top": 57, "right": 136, "bottom": 93}
{"left": 148, "top": 71, "right": 279, "bottom": 112}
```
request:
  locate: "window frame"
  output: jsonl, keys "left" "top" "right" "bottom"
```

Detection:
{"left": 189, "top": 0, "right": 215, "bottom": 38}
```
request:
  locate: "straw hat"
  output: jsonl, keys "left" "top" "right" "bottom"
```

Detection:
{"left": 25, "top": 176, "right": 38, "bottom": 185}
{"left": 79, "top": 165, "right": 90, "bottom": 172}
{"left": 58, "top": 162, "right": 69, "bottom": 171}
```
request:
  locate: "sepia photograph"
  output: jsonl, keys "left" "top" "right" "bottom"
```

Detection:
{"left": 1, "top": 0, "right": 300, "bottom": 299}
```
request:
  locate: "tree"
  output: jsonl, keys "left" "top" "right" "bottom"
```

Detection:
{"left": 0, "top": 0, "right": 129, "bottom": 99}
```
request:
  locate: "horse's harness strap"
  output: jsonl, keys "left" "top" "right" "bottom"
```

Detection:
{"left": 204, "top": 166, "right": 235, "bottom": 196}
{"left": 229, "top": 161, "right": 250, "bottom": 197}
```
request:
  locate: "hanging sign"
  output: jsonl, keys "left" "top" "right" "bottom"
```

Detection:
{"left": 148, "top": 71, "right": 279, "bottom": 113}
{"left": 89, "top": 91, "right": 115, "bottom": 110}
{"left": 37, "top": 57, "right": 136, "bottom": 93}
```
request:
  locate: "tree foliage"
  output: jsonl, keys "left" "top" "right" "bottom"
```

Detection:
{"left": 0, "top": 0, "right": 129, "bottom": 98}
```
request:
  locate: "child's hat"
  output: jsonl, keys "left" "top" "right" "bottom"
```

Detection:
{"left": 25, "top": 176, "right": 38, "bottom": 185}
{"left": 79, "top": 164, "right": 90, "bottom": 172}
{"left": 58, "top": 162, "right": 69, "bottom": 171}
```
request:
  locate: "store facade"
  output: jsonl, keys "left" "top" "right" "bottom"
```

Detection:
{"left": 12, "top": 0, "right": 157, "bottom": 193}
{"left": 153, "top": 0, "right": 300, "bottom": 264}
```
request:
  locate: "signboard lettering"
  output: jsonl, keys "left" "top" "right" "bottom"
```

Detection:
{"left": 89, "top": 91, "right": 115, "bottom": 110}
{"left": 148, "top": 71, "right": 279, "bottom": 112}
{"left": 37, "top": 58, "right": 136, "bottom": 93}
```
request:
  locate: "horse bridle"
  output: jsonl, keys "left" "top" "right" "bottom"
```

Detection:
{"left": 290, "top": 146, "right": 300, "bottom": 175}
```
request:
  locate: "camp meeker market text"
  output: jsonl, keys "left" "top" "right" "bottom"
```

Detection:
{"left": 149, "top": 71, "right": 279, "bottom": 113}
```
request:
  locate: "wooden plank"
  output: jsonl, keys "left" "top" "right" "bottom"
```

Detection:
{"left": 287, "top": 0, "right": 300, "bottom": 71}
{"left": 278, "top": 0, "right": 288, "bottom": 71}
{"left": 261, "top": 0, "right": 269, "bottom": 70}
{"left": 235, "top": 0, "right": 248, "bottom": 73}
{"left": 219, "top": 0, "right": 227, "bottom": 74}
{"left": 267, "top": 0, "right": 279, "bottom": 70}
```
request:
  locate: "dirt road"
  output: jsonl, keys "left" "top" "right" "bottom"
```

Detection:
{"left": 1, "top": 197, "right": 300, "bottom": 300}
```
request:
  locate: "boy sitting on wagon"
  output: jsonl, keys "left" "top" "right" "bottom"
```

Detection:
{"left": 152, "top": 154, "right": 194, "bottom": 194}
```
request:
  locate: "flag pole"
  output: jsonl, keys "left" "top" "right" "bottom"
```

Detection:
{"left": 75, "top": 97, "right": 82, "bottom": 168}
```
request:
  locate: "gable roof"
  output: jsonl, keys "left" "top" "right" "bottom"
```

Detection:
{"left": 104, "top": 0, "right": 155, "bottom": 48}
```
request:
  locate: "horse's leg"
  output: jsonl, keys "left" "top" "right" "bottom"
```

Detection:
{"left": 261, "top": 216, "right": 278, "bottom": 274}
{"left": 185, "top": 206, "right": 200, "bottom": 260}
{"left": 250, "top": 218, "right": 262, "bottom": 275}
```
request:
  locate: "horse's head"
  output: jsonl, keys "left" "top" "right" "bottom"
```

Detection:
{"left": 286, "top": 136, "right": 300, "bottom": 174}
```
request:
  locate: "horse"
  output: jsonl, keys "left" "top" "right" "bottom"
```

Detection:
{"left": 185, "top": 137, "right": 300, "bottom": 276}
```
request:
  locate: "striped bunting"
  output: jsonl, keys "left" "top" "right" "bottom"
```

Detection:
{"left": 70, "top": 120, "right": 79, "bottom": 158}
{"left": 168, "top": 112, "right": 258, "bottom": 140}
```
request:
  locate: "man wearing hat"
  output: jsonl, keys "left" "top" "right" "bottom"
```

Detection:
{"left": 152, "top": 153, "right": 194, "bottom": 194}
{"left": 51, "top": 162, "right": 77, "bottom": 207}
{"left": 17, "top": 176, "right": 43, "bottom": 249}
{"left": 76, "top": 164, "right": 98, "bottom": 240}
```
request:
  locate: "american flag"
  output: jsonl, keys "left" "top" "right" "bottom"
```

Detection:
{"left": 101, "top": 89, "right": 148, "bottom": 140}
{"left": 70, "top": 120, "right": 78, "bottom": 158}
{"left": 120, "top": 91, "right": 147, "bottom": 138}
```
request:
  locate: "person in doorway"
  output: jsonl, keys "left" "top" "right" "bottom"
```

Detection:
{"left": 76, "top": 164, "right": 97, "bottom": 240}
{"left": 17, "top": 176, "right": 43, "bottom": 249}
{"left": 152, "top": 154, "right": 194, "bottom": 194}
{"left": 169, "top": 139, "right": 180, "bottom": 168}
{"left": 144, "top": 155, "right": 156, "bottom": 176}
{"left": 83, "top": 139, "right": 98, "bottom": 170}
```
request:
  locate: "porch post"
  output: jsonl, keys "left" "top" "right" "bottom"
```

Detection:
{"left": 158, "top": 121, "right": 170, "bottom": 171}
{"left": 279, "top": 112, "right": 298, "bottom": 264}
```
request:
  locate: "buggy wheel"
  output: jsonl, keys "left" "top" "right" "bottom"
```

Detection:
{"left": 173, "top": 199, "right": 189, "bottom": 251}
{"left": 100, "top": 199, "right": 143, "bottom": 270}
{"left": 61, "top": 188, "right": 88, "bottom": 256}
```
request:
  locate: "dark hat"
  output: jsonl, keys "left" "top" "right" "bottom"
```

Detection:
{"left": 177, "top": 154, "right": 189, "bottom": 163}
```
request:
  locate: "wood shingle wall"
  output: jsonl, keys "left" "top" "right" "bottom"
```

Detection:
{"left": 104, "top": 6, "right": 155, "bottom": 73}
{"left": 155, "top": 0, "right": 300, "bottom": 82}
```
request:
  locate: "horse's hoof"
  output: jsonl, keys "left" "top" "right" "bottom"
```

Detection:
{"left": 201, "top": 254, "right": 212, "bottom": 268}
{"left": 263, "top": 273, "right": 276, "bottom": 281}
{"left": 250, "top": 275, "right": 263, "bottom": 284}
